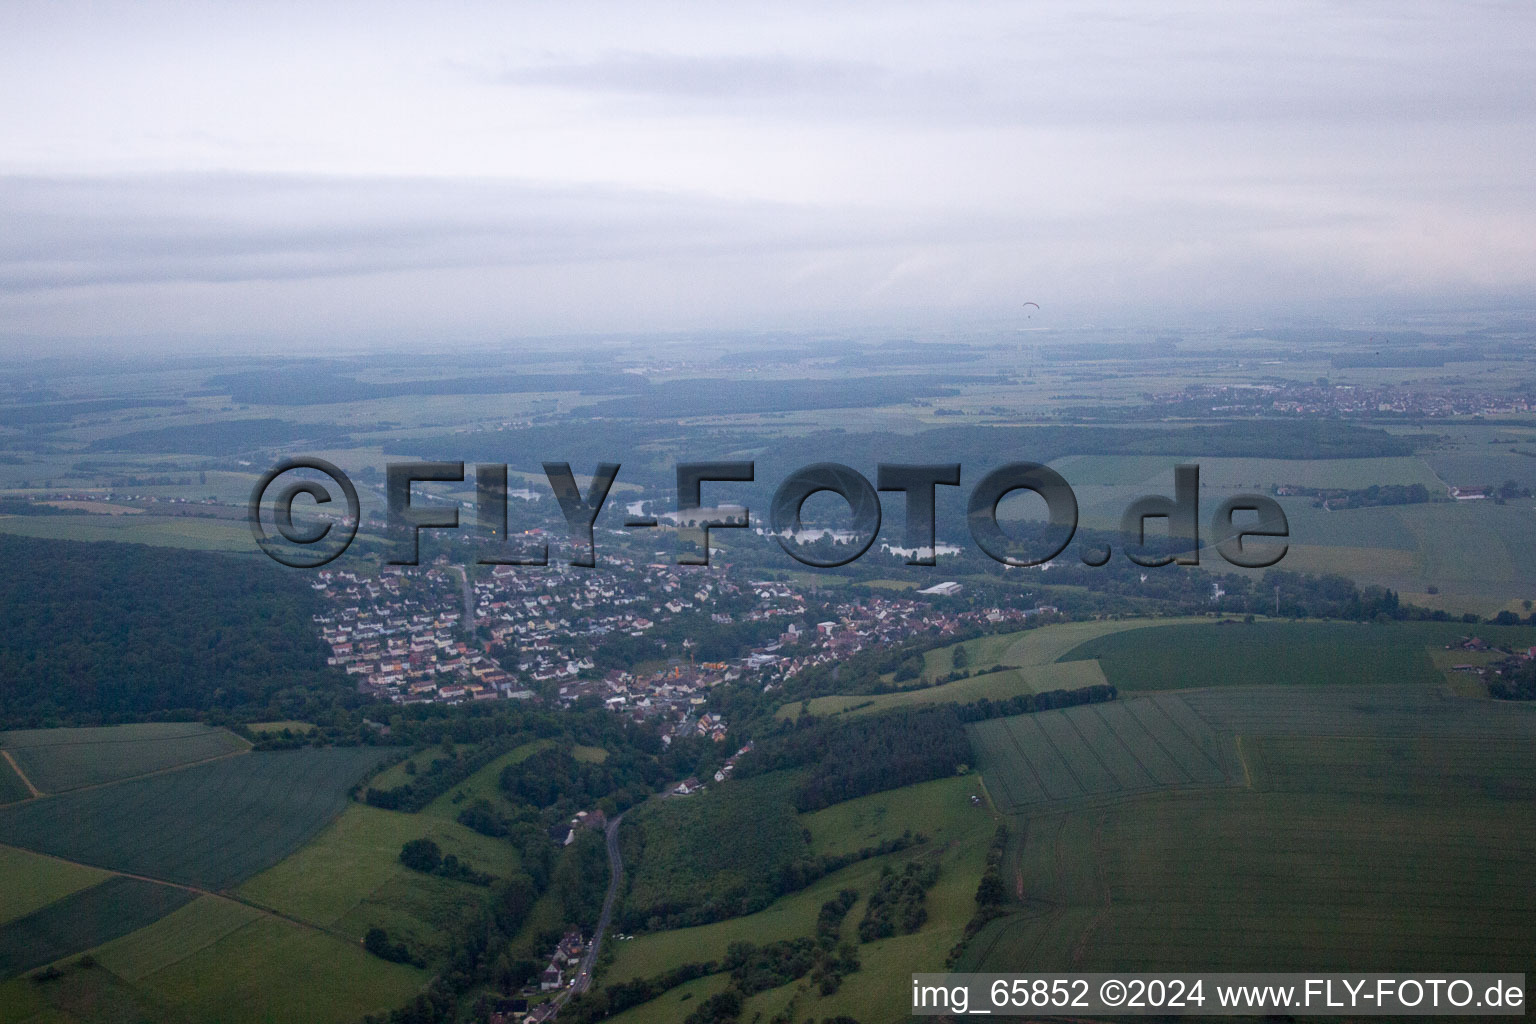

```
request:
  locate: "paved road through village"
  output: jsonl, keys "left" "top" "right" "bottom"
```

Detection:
{"left": 553, "top": 811, "right": 624, "bottom": 1009}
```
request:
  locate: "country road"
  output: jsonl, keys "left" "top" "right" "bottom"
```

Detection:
{"left": 555, "top": 811, "right": 625, "bottom": 1008}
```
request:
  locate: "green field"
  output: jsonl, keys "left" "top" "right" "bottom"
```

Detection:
{"left": 132, "top": 913, "right": 426, "bottom": 1024}
{"left": 964, "top": 766, "right": 1536, "bottom": 973}
{"left": 1044, "top": 454, "right": 1536, "bottom": 613}
{"left": 1276, "top": 499, "right": 1420, "bottom": 550}
{"left": 1050, "top": 455, "right": 1446, "bottom": 533}
{"left": 0, "top": 724, "right": 250, "bottom": 793}
{"left": 420, "top": 739, "right": 550, "bottom": 819}
{"left": 603, "top": 973, "right": 732, "bottom": 1024}
{"left": 799, "top": 773, "right": 991, "bottom": 859}
{"left": 1242, "top": 499, "right": 1536, "bottom": 613}
{"left": 1427, "top": 646, "right": 1503, "bottom": 697}
{"left": 0, "top": 960, "right": 191, "bottom": 1024}
{"left": 0, "top": 877, "right": 196, "bottom": 979}
{"left": 961, "top": 679, "right": 1536, "bottom": 976}
{"left": 608, "top": 846, "right": 897, "bottom": 984}
{"left": 238, "top": 802, "right": 520, "bottom": 956}
{"left": 0, "top": 759, "right": 30, "bottom": 805}
{"left": 1050, "top": 454, "right": 1444, "bottom": 490}
{"left": 0, "top": 847, "right": 109, "bottom": 926}
{"left": 1060, "top": 620, "right": 1536, "bottom": 692}
{"left": 1397, "top": 501, "right": 1536, "bottom": 596}
{"left": 794, "top": 661, "right": 1110, "bottom": 719}
{"left": 968, "top": 695, "right": 1233, "bottom": 811}
{"left": 919, "top": 631, "right": 1041, "bottom": 682}
{"left": 780, "top": 618, "right": 1203, "bottom": 720}
{"left": 85, "top": 896, "right": 263, "bottom": 983}
{"left": 1426, "top": 450, "right": 1536, "bottom": 489}
{"left": 366, "top": 747, "right": 440, "bottom": 792}
{"left": 610, "top": 774, "right": 989, "bottom": 982}
{"left": 0, "top": 746, "right": 391, "bottom": 890}
{"left": 0, "top": 513, "right": 260, "bottom": 552}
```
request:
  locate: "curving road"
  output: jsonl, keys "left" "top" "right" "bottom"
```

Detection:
{"left": 554, "top": 811, "right": 624, "bottom": 1008}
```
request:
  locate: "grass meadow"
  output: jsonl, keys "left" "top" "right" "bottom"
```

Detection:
{"left": 85, "top": 896, "right": 263, "bottom": 983}
{"left": 420, "top": 739, "right": 551, "bottom": 819}
{"left": 238, "top": 802, "right": 520, "bottom": 957}
{"left": 132, "top": 914, "right": 426, "bottom": 1024}
{"left": 792, "top": 661, "right": 1111, "bottom": 719}
{"left": 0, "top": 877, "right": 195, "bottom": 979}
{"left": 603, "top": 774, "right": 996, "bottom": 1024}
{"left": 0, "top": 847, "right": 109, "bottom": 927}
{"left": 779, "top": 618, "right": 1206, "bottom": 720}
{"left": 0, "top": 960, "right": 191, "bottom": 1024}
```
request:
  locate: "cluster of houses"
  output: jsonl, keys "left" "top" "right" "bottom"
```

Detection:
{"left": 310, "top": 549, "right": 1057, "bottom": 747}
{"left": 670, "top": 740, "right": 755, "bottom": 796}
{"left": 547, "top": 589, "right": 1049, "bottom": 746}
{"left": 484, "top": 1000, "right": 555, "bottom": 1024}
{"left": 538, "top": 929, "right": 586, "bottom": 992}
{"left": 478, "top": 930, "right": 586, "bottom": 1023}
{"left": 313, "top": 568, "right": 525, "bottom": 703}
{"left": 730, "top": 593, "right": 1045, "bottom": 693}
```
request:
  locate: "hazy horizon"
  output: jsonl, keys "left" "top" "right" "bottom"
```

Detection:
{"left": 3, "top": 1, "right": 1535, "bottom": 350}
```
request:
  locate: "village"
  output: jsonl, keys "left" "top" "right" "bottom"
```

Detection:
{"left": 310, "top": 550, "right": 1052, "bottom": 749}
{"left": 1145, "top": 379, "right": 1535, "bottom": 420}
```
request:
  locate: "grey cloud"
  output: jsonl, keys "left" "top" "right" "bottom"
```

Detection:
{"left": 0, "top": 175, "right": 836, "bottom": 292}
{"left": 0, "top": 171, "right": 1451, "bottom": 299}
{"left": 488, "top": 6, "right": 1536, "bottom": 128}
{"left": 499, "top": 52, "right": 891, "bottom": 99}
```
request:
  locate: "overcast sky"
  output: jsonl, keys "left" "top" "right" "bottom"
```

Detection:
{"left": 1, "top": 0, "right": 1533, "bottom": 349}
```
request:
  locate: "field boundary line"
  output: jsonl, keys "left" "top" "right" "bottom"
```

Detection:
{"left": 1070, "top": 820, "right": 1114, "bottom": 968}
{"left": 0, "top": 840, "right": 352, "bottom": 947}
{"left": 1088, "top": 703, "right": 1159, "bottom": 787}
{"left": 1033, "top": 712, "right": 1094, "bottom": 796}
{"left": 25, "top": 745, "right": 253, "bottom": 799}
{"left": 991, "top": 778, "right": 1248, "bottom": 817}
{"left": 1, "top": 749, "right": 42, "bottom": 798}
{"left": 1062, "top": 708, "right": 1130, "bottom": 793}
{"left": 998, "top": 718, "right": 1052, "bottom": 804}
{"left": 101, "top": 902, "right": 266, "bottom": 984}
{"left": 1121, "top": 699, "right": 1196, "bottom": 786}
{"left": 1236, "top": 735, "right": 1253, "bottom": 788}
{"left": 974, "top": 772, "right": 1000, "bottom": 815}
{"left": 0, "top": 727, "right": 234, "bottom": 751}
{"left": 1149, "top": 694, "right": 1227, "bottom": 772}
